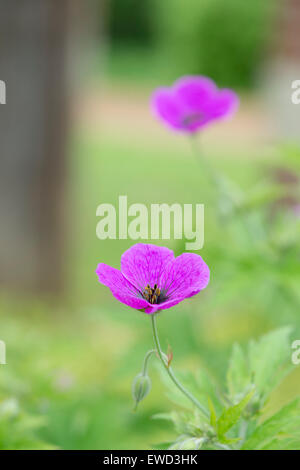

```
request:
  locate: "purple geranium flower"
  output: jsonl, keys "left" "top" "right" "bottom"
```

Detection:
{"left": 96, "top": 243, "right": 210, "bottom": 314}
{"left": 151, "top": 75, "right": 239, "bottom": 133}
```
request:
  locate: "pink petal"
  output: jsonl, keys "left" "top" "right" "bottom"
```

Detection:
{"left": 96, "top": 263, "right": 149, "bottom": 310}
{"left": 174, "top": 75, "right": 217, "bottom": 112}
{"left": 151, "top": 88, "right": 184, "bottom": 130}
{"left": 144, "top": 296, "right": 189, "bottom": 314}
{"left": 121, "top": 243, "right": 174, "bottom": 292}
{"left": 208, "top": 89, "right": 239, "bottom": 120}
{"left": 160, "top": 253, "right": 210, "bottom": 301}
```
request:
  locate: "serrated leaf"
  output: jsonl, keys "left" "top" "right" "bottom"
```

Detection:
{"left": 217, "top": 388, "right": 255, "bottom": 440}
{"left": 248, "top": 327, "right": 292, "bottom": 403}
{"left": 227, "top": 343, "right": 250, "bottom": 399}
{"left": 242, "top": 398, "right": 300, "bottom": 450}
{"left": 195, "top": 368, "right": 223, "bottom": 414}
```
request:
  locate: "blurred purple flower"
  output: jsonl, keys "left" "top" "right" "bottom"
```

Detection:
{"left": 293, "top": 204, "right": 300, "bottom": 218}
{"left": 271, "top": 166, "right": 299, "bottom": 186}
{"left": 151, "top": 76, "right": 239, "bottom": 134}
{"left": 96, "top": 243, "right": 209, "bottom": 314}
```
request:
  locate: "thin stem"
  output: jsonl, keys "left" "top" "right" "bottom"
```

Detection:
{"left": 151, "top": 314, "right": 209, "bottom": 418}
{"left": 189, "top": 136, "right": 237, "bottom": 216}
{"left": 190, "top": 135, "right": 218, "bottom": 186}
{"left": 190, "top": 135, "right": 256, "bottom": 241}
{"left": 142, "top": 349, "right": 156, "bottom": 375}
{"left": 238, "top": 419, "right": 248, "bottom": 448}
{"left": 214, "top": 443, "right": 231, "bottom": 451}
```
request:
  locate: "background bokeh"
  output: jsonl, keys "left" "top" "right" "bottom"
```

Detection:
{"left": 0, "top": 0, "right": 300, "bottom": 449}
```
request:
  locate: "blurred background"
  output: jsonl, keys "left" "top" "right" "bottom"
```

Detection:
{"left": 0, "top": 0, "right": 300, "bottom": 450}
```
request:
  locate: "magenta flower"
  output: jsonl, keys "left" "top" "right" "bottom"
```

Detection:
{"left": 96, "top": 243, "right": 210, "bottom": 314}
{"left": 151, "top": 75, "right": 239, "bottom": 133}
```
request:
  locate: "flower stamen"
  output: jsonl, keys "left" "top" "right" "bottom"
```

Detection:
{"left": 143, "top": 284, "right": 162, "bottom": 304}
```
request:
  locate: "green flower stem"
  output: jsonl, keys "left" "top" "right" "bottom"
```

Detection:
{"left": 142, "top": 349, "right": 156, "bottom": 376}
{"left": 189, "top": 136, "right": 239, "bottom": 217}
{"left": 151, "top": 314, "right": 209, "bottom": 418}
{"left": 190, "top": 136, "right": 219, "bottom": 187}
{"left": 190, "top": 135, "right": 259, "bottom": 244}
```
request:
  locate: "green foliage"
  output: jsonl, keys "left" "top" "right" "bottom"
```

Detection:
{"left": 242, "top": 399, "right": 300, "bottom": 450}
{"left": 153, "top": 0, "right": 275, "bottom": 88}
{"left": 227, "top": 328, "right": 292, "bottom": 407}
{"left": 2, "top": 132, "right": 300, "bottom": 449}
{"left": 216, "top": 388, "right": 255, "bottom": 444}
{"left": 154, "top": 328, "right": 300, "bottom": 450}
{"left": 0, "top": 398, "right": 56, "bottom": 450}
{"left": 108, "top": 0, "right": 154, "bottom": 46}
{"left": 107, "top": 0, "right": 276, "bottom": 88}
{"left": 205, "top": 144, "right": 300, "bottom": 337}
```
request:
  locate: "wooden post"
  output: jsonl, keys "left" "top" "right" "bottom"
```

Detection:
{"left": 263, "top": 0, "right": 300, "bottom": 140}
{"left": 0, "top": 0, "right": 72, "bottom": 293}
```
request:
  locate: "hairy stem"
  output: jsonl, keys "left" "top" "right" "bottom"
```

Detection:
{"left": 151, "top": 314, "right": 209, "bottom": 418}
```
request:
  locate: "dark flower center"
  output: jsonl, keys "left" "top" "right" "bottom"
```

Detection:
{"left": 182, "top": 112, "right": 205, "bottom": 127}
{"left": 142, "top": 284, "right": 165, "bottom": 304}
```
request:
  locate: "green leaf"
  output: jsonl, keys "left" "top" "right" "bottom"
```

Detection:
{"left": 217, "top": 388, "right": 255, "bottom": 441}
{"left": 207, "top": 397, "right": 217, "bottom": 428}
{"left": 261, "top": 437, "right": 300, "bottom": 450}
{"left": 169, "top": 436, "right": 207, "bottom": 450}
{"left": 158, "top": 365, "right": 211, "bottom": 418}
{"left": 151, "top": 441, "right": 174, "bottom": 450}
{"left": 152, "top": 411, "right": 184, "bottom": 434}
{"left": 241, "top": 181, "right": 283, "bottom": 212}
{"left": 248, "top": 327, "right": 292, "bottom": 402}
{"left": 227, "top": 343, "right": 250, "bottom": 399}
{"left": 242, "top": 399, "right": 300, "bottom": 450}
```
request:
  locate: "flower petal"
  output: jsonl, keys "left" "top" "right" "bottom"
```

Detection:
{"left": 121, "top": 243, "right": 174, "bottom": 292}
{"left": 160, "top": 253, "right": 210, "bottom": 301}
{"left": 144, "top": 296, "right": 188, "bottom": 314}
{"left": 151, "top": 88, "right": 184, "bottom": 130}
{"left": 208, "top": 89, "right": 239, "bottom": 120}
{"left": 174, "top": 75, "right": 217, "bottom": 112}
{"left": 96, "top": 263, "right": 149, "bottom": 310}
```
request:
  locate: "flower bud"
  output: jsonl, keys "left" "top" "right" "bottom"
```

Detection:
{"left": 132, "top": 373, "right": 151, "bottom": 410}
